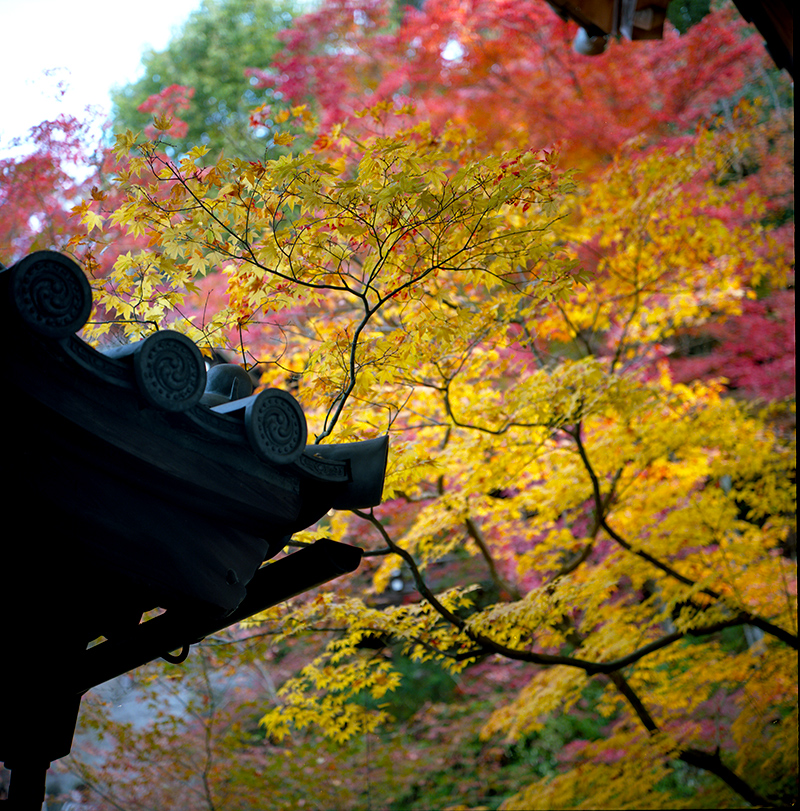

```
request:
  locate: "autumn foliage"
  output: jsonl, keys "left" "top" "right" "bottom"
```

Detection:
{"left": 2, "top": 1, "right": 795, "bottom": 808}
{"left": 0, "top": 116, "right": 100, "bottom": 261}
{"left": 247, "top": 0, "right": 767, "bottom": 163}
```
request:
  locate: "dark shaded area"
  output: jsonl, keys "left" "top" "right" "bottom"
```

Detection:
{"left": 0, "top": 251, "right": 388, "bottom": 806}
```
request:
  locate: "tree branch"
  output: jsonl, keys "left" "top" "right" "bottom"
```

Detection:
{"left": 316, "top": 302, "right": 374, "bottom": 442}
{"left": 566, "top": 422, "right": 798, "bottom": 650}
{"left": 351, "top": 515, "right": 774, "bottom": 675}
{"left": 351, "top": 510, "right": 779, "bottom": 807}
{"left": 606, "top": 672, "right": 777, "bottom": 807}
{"left": 464, "top": 516, "right": 522, "bottom": 600}
{"left": 680, "top": 748, "right": 775, "bottom": 807}
{"left": 595, "top": 641, "right": 777, "bottom": 807}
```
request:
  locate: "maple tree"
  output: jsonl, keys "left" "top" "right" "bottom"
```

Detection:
{"left": 3, "top": 1, "right": 792, "bottom": 807}
{"left": 0, "top": 115, "right": 102, "bottom": 262}
{"left": 246, "top": 0, "right": 770, "bottom": 165}
{"left": 0, "top": 112, "right": 153, "bottom": 284}
{"left": 59, "top": 82, "right": 796, "bottom": 806}
{"left": 665, "top": 103, "right": 795, "bottom": 403}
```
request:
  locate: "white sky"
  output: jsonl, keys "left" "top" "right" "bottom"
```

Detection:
{"left": 0, "top": 0, "right": 203, "bottom": 150}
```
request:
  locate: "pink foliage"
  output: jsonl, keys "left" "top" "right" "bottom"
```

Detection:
{"left": 251, "top": 1, "right": 765, "bottom": 161}
{"left": 669, "top": 290, "right": 796, "bottom": 401}
{"left": 0, "top": 115, "right": 100, "bottom": 261}
{"left": 138, "top": 84, "right": 195, "bottom": 140}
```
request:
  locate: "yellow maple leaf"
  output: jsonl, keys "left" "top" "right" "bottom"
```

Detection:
{"left": 273, "top": 131, "right": 296, "bottom": 147}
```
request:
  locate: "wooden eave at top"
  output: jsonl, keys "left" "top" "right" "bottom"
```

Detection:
{"left": 546, "top": 0, "right": 793, "bottom": 76}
